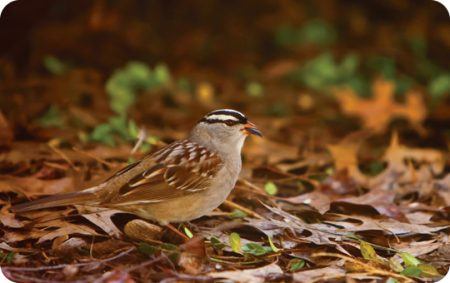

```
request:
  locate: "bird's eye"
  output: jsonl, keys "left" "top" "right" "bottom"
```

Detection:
{"left": 224, "top": 120, "right": 236, "bottom": 126}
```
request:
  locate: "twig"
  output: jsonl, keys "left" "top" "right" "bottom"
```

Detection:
{"left": 3, "top": 271, "right": 83, "bottom": 283}
{"left": 240, "top": 179, "right": 266, "bottom": 194}
{"left": 43, "top": 161, "right": 70, "bottom": 171}
{"left": 72, "top": 146, "right": 115, "bottom": 167}
{"left": 223, "top": 200, "right": 264, "bottom": 219}
{"left": 131, "top": 128, "right": 147, "bottom": 154}
{"left": 48, "top": 143, "right": 79, "bottom": 172}
{"left": 165, "top": 223, "right": 190, "bottom": 241}
{"left": 124, "top": 254, "right": 166, "bottom": 273}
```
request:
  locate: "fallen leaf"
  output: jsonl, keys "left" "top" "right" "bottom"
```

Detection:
{"left": 337, "top": 190, "right": 406, "bottom": 221}
{"left": 334, "top": 78, "right": 427, "bottom": 133}
{"left": 392, "top": 239, "right": 443, "bottom": 257}
{"left": 282, "top": 191, "right": 331, "bottom": 214}
{"left": 0, "top": 176, "right": 75, "bottom": 197}
{"left": 209, "top": 262, "right": 283, "bottom": 283}
{"left": 76, "top": 205, "right": 123, "bottom": 237}
{"left": 0, "top": 205, "right": 29, "bottom": 228}
{"left": 382, "top": 132, "right": 444, "bottom": 176}
{"left": 37, "top": 223, "right": 100, "bottom": 244}
{"left": 319, "top": 214, "right": 447, "bottom": 235}
{"left": 293, "top": 266, "right": 345, "bottom": 282}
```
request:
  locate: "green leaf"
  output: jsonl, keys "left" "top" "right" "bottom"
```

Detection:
{"left": 401, "top": 266, "right": 421, "bottom": 277}
{"left": 43, "top": 55, "right": 68, "bottom": 75}
{"left": 275, "top": 19, "right": 336, "bottom": 47}
{"left": 400, "top": 252, "right": 420, "bottom": 267}
{"left": 210, "top": 236, "right": 226, "bottom": 251}
{"left": 105, "top": 61, "right": 169, "bottom": 116}
{"left": 417, "top": 264, "right": 441, "bottom": 278}
{"left": 264, "top": 181, "right": 278, "bottom": 195}
{"left": 38, "top": 105, "right": 64, "bottom": 128}
{"left": 127, "top": 119, "right": 140, "bottom": 138}
{"left": 229, "top": 232, "right": 241, "bottom": 253}
{"left": 138, "top": 243, "right": 158, "bottom": 256}
{"left": 360, "top": 241, "right": 378, "bottom": 261}
{"left": 299, "top": 19, "right": 337, "bottom": 46}
{"left": 154, "top": 64, "right": 171, "bottom": 85}
{"left": 268, "top": 237, "right": 280, "bottom": 252}
{"left": 386, "top": 277, "right": 399, "bottom": 283}
{"left": 367, "top": 56, "right": 396, "bottom": 79}
{"left": 429, "top": 73, "right": 450, "bottom": 100}
{"left": 183, "top": 226, "right": 194, "bottom": 239}
{"left": 229, "top": 209, "right": 247, "bottom": 219}
{"left": 287, "top": 52, "right": 361, "bottom": 93}
{"left": 288, "top": 258, "right": 305, "bottom": 272}
{"left": 241, "top": 243, "right": 272, "bottom": 256}
{"left": 139, "top": 143, "right": 152, "bottom": 153}
{"left": 90, "top": 123, "right": 115, "bottom": 146}
{"left": 246, "top": 81, "right": 264, "bottom": 97}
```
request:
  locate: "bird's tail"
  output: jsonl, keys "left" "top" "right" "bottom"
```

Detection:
{"left": 10, "top": 190, "right": 98, "bottom": 213}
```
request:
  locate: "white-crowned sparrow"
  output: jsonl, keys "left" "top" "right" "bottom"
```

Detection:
{"left": 12, "top": 109, "right": 262, "bottom": 224}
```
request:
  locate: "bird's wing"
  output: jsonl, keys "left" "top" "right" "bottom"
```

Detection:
{"left": 107, "top": 140, "right": 223, "bottom": 205}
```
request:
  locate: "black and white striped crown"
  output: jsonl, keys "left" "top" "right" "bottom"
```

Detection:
{"left": 200, "top": 109, "right": 248, "bottom": 126}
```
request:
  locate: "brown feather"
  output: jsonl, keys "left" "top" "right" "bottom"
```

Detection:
{"left": 10, "top": 191, "right": 97, "bottom": 213}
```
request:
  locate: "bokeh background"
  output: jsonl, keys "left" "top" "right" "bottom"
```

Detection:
{"left": 0, "top": 0, "right": 449, "bottom": 155}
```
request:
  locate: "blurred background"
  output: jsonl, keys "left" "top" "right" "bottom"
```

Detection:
{"left": 0, "top": 0, "right": 449, "bottom": 156}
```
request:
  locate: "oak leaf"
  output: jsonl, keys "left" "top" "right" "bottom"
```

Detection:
{"left": 334, "top": 78, "right": 427, "bottom": 133}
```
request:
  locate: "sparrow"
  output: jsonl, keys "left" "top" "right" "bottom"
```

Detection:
{"left": 11, "top": 109, "right": 262, "bottom": 224}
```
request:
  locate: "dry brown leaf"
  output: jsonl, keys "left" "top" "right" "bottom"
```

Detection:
{"left": 282, "top": 191, "right": 331, "bottom": 214}
{"left": 76, "top": 205, "right": 123, "bottom": 237}
{"left": 382, "top": 132, "right": 444, "bottom": 175}
{"left": 327, "top": 132, "right": 444, "bottom": 188}
{"left": 334, "top": 78, "right": 427, "bottom": 133}
{"left": 0, "top": 205, "right": 29, "bottom": 228}
{"left": 54, "top": 237, "right": 87, "bottom": 255}
{"left": 405, "top": 211, "right": 434, "bottom": 225}
{"left": 337, "top": 190, "right": 406, "bottom": 221}
{"left": 209, "top": 262, "right": 283, "bottom": 283}
{"left": 3, "top": 218, "right": 100, "bottom": 243}
{"left": 293, "top": 266, "right": 345, "bottom": 282}
{"left": 392, "top": 239, "right": 443, "bottom": 257}
{"left": 319, "top": 214, "right": 447, "bottom": 235}
{"left": 37, "top": 223, "right": 100, "bottom": 244}
{"left": 326, "top": 135, "right": 368, "bottom": 184}
{"left": 0, "top": 176, "right": 75, "bottom": 197}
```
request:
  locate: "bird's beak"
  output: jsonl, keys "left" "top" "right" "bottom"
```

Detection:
{"left": 243, "top": 121, "right": 262, "bottom": 137}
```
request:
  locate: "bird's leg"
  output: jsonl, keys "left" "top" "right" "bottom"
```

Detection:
{"left": 165, "top": 223, "right": 189, "bottom": 241}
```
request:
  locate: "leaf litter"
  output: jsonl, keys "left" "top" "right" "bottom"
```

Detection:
{"left": 1, "top": 2, "right": 450, "bottom": 281}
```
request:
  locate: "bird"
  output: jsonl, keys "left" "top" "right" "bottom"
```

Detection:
{"left": 11, "top": 109, "right": 262, "bottom": 225}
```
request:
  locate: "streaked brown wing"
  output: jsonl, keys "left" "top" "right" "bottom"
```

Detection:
{"left": 108, "top": 140, "right": 222, "bottom": 205}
